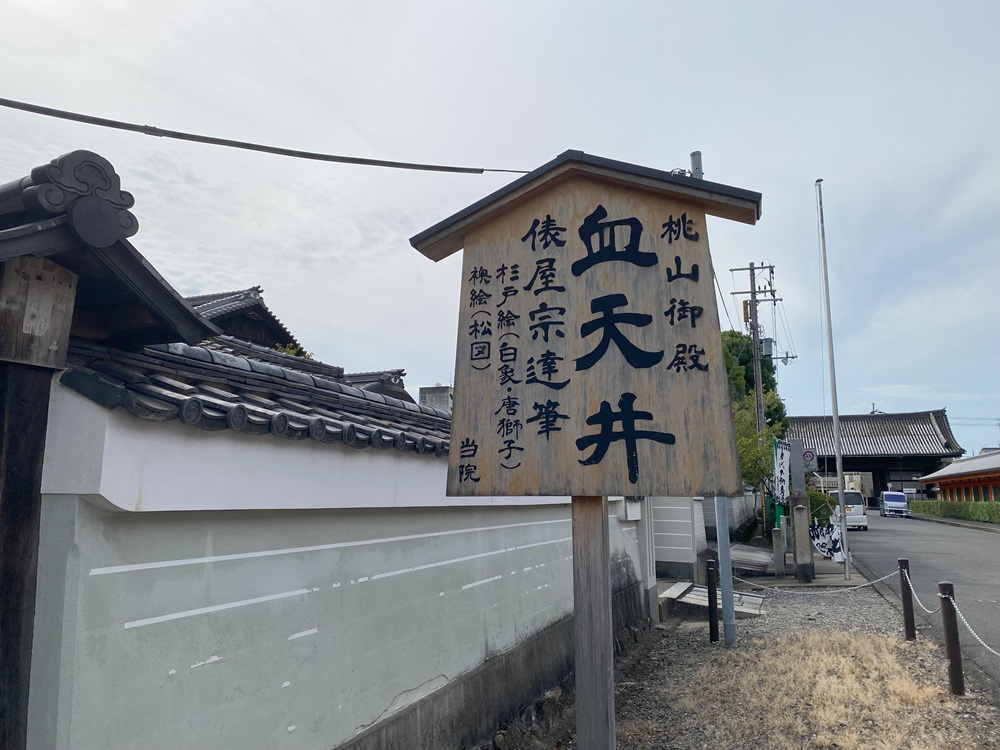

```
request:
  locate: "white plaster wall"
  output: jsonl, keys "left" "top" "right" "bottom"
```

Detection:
{"left": 651, "top": 497, "right": 699, "bottom": 565}
{"left": 30, "top": 497, "right": 587, "bottom": 750}
{"left": 31, "top": 381, "right": 644, "bottom": 750}
{"left": 702, "top": 491, "right": 758, "bottom": 538}
{"left": 40, "top": 384, "right": 567, "bottom": 512}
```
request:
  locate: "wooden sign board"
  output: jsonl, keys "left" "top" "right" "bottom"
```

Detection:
{"left": 413, "top": 151, "right": 761, "bottom": 499}
{"left": 444, "top": 175, "right": 742, "bottom": 497}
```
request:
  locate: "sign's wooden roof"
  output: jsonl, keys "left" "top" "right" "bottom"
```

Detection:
{"left": 787, "top": 410, "right": 963, "bottom": 459}
{"left": 410, "top": 150, "right": 762, "bottom": 261}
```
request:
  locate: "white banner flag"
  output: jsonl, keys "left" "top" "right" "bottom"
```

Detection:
{"left": 773, "top": 437, "right": 791, "bottom": 502}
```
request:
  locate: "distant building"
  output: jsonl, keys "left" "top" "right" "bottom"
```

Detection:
{"left": 186, "top": 285, "right": 300, "bottom": 351}
{"left": 419, "top": 384, "right": 453, "bottom": 413}
{"left": 787, "top": 410, "right": 963, "bottom": 499}
{"left": 921, "top": 451, "right": 1000, "bottom": 502}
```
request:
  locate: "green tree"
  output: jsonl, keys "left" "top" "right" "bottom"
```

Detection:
{"left": 732, "top": 391, "right": 788, "bottom": 489}
{"left": 722, "top": 330, "right": 788, "bottom": 489}
{"left": 721, "top": 330, "right": 787, "bottom": 433}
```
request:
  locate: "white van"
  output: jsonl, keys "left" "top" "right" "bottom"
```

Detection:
{"left": 831, "top": 490, "right": 869, "bottom": 530}
{"left": 879, "top": 491, "right": 911, "bottom": 518}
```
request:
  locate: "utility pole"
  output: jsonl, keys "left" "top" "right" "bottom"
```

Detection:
{"left": 749, "top": 263, "right": 765, "bottom": 433}
{"left": 730, "top": 264, "right": 782, "bottom": 532}
{"left": 730, "top": 263, "right": 781, "bottom": 432}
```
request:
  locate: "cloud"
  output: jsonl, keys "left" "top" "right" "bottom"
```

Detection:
{"left": 2, "top": 0, "right": 996, "bottom": 454}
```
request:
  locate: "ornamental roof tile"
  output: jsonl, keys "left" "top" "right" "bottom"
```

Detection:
{"left": 786, "top": 410, "right": 963, "bottom": 459}
{"left": 62, "top": 337, "right": 450, "bottom": 459}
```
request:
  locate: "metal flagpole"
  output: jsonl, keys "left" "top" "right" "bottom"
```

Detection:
{"left": 815, "top": 179, "right": 850, "bottom": 580}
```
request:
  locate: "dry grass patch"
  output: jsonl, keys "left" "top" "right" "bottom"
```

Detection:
{"left": 616, "top": 629, "right": 996, "bottom": 750}
{"left": 686, "top": 631, "right": 964, "bottom": 749}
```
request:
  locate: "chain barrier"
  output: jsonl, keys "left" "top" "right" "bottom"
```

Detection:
{"left": 728, "top": 565, "right": 1000, "bottom": 660}
{"left": 902, "top": 568, "right": 941, "bottom": 614}
{"left": 732, "top": 569, "right": 897, "bottom": 595}
{"left": 939, "top": 593, "right": 1000, "bottom": 659}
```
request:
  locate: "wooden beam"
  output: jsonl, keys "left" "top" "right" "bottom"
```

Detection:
{"left": 0, "top": 255, "right": 77, "bottom": 749}
{"left": 572, "top": 495, "right": 615, "bottom": 748}
{"left": 0, "top": 257, "right": 77, "bottom": 369}
{"left": 0, "top": 362, "right": 52, "bottom": 750}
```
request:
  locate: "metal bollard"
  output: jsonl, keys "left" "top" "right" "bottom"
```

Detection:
{"left": 706, "top": 559, "right": 719, "bottom": 643}
{"left": 938, "top": 581, "right": 965, "bottom": 696}
{"left": 898, "top": 558, "right": 916, "bottom": 641}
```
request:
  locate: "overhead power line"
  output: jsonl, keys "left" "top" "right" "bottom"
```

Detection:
{"left": 0, "top": 97, "right": 529, "bottom": 175}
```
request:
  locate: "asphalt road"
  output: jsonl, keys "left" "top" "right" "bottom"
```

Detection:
{"left": 847, "top": 512, "right": 1000, "bottom": 691}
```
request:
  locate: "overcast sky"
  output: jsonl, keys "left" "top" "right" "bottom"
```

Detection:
{"left": 3, "top": 1, "right": 998, "bottom": 455}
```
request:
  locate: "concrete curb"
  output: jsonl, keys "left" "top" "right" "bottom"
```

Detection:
{"left": 910, "top": 514, "right": 1000, "bottom": 535}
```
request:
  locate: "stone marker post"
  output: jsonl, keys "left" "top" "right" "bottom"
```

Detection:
{"left": 772, "top": 516, "right": 786, "bottom": 578}
{"left": 791, "top": 493, "right": 813, "bottom": 583}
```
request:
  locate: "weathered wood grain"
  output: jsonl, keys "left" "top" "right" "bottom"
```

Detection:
{"left": 448, "top": 176, "right": 741, "bottom": 497}
{"left": 572, "top": 496, "right": 615, "bottom": 749}
{"left": 0, "top": 256, "right": 77, "bottom": 369}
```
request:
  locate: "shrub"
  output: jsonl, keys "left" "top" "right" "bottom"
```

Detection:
{"left": 807, "top": 490, "right": 836, "bottom": 524}
{"left": 911, "top": 500, "right": 1000, "bottom": 524}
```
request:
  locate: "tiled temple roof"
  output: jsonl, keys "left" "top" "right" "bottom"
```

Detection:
{"left": 921, "top": 451, "right": 1000, "bottom": 483}
{"left": 61, "top": 336, "right": 451, "bottom": 458}
{"left": 786, "top": 410, "right": 963, "bottom": 459}
{"left": 186, "top": 286, "right": 301, "bottom": 350}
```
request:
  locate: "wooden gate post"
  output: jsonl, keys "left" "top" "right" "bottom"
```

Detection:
{"left": 0, "top": 257, "right": 77, "bottom": 750}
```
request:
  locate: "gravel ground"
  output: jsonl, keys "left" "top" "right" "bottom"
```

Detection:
{"left": 486, "top": 583, "right": 1000, "bottom": 750}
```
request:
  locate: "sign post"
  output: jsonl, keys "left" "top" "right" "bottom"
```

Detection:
{"left": 412, "top": 151, "right": 761, "bottom": 748}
